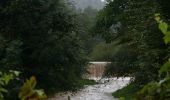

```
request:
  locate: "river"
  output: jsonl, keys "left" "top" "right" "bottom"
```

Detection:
{"left": 48, "top": 77, "right": 130, "bottom": 100}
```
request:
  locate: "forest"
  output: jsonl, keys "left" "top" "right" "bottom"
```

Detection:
{"left": 0, "top": 0, "right": 170, "bottom": 100}
{"left": 95, "top": 0, "right": 170, "bottom": 100}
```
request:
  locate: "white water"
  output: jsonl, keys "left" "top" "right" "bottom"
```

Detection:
{"left": 48, "top": 77, "right": 131, "bottom": 100}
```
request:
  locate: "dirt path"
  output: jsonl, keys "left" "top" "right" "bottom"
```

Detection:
{"left": 48, "top": 77, "right": 130, "bottom": 100}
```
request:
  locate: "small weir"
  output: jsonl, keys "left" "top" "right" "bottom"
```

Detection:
{"left": 48, "top": 62, "right": 130, "bottom": 100}
{"left": 84, "top": 62, "right": 111, "bottom": 80}
{"left": 86, "top": 62, "right": 111, "bottom": 80}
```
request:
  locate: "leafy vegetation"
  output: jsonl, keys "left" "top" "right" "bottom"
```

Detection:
{"left": 0, "top": 72, "right": 47, "bottom": 100}
{"left": 135, "top": 14, "right": 170, "bottom": 100}
{"left": 19, "top": 76, "right": 47, "bottom": 100}
{"left": 90, "top": 41, "right": 121, "bottom": 61}
{"left": 93, "top": 0, "right": 170, "bottom": 99}
{"left": 75, "top": 6, "right": 102, "bottom": 55}
{"left": 1, "top": 0, "right": 170, "bottom": 99}
{"left": 0, "top": 0, "right": 99, "bottom": 99}
{"left": 0, "top": 71, "right": 19, "bottom": 100}
{"left": 113, "top": 83, "right": 140, "bottom": 100}
{"left": 0, "top": 0, "right": 108, "bottom": 99}
{"left": 95, "top": 0, "right": 167, "bottom": 84}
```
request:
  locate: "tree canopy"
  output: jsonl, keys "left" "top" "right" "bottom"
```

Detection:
{"left": 0, "top": 0, "right": 88, "bottom": 99}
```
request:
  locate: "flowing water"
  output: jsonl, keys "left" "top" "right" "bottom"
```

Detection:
{"left": 48, "top": 77, "right": 130, "bottom": 100}
{"left": 48, "top": 62, "right": 130, "bottom": 100}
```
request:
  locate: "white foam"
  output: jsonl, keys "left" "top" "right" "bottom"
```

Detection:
{"left": 48, "top": 77, "right": 131, "bottom": 100}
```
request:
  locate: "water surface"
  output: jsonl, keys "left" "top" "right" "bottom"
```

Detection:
{"left": 49, "top": 77, "right": 130, "bottom": 100}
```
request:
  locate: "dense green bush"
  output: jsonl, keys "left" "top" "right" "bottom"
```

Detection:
{"left": 113, "top": 83, "right": 141, "bottom": 100}
{"left": 104, "top": 46, "right": 137, "bottom": 77}
{"left": 135, "top": 14, "right": 170, "bottom": 100}
{"left": 94, "top": 0, "right": 168, "bottom": 85}
{"left": 93, "top": 0, "right": 170, "bottom": 99}
{"left": 90, "top": 41, "right": 122, "bottom": 61}
{"left": 0, "top": 0, "right": 87, "bottom": 98}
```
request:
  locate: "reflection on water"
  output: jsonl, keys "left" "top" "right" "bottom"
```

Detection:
{"left": 48, "top": 77, "right": 131, "bottom": 100}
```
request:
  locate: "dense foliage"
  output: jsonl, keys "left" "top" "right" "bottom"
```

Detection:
{"left": 1, "top": 0, "right": 170, "bottom": 99}
{"left": 0, "top": 71, "right": 19, "bottom": 100}
{"left": 19, "top": 76, "right": 47, "bottom": 100}
{"left": 95, "top": 0, "right": 168, "bottom": 84}
{"left": 94, "top": 0, "right": 170, "bottom": 99}
{"left": 135, "top": 14, "right": 170, "bottom": 100}
{"left": 75, "top": 6, "right": 102, "bottom": 55}
{"left": 0, "top": 0, "right": 89, "bottom": 99}
{"left": 89, "top": 41, "right": 121, "bottom": 61}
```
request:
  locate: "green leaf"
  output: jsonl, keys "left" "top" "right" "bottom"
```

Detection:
{"left": 2, "top": 74, "right": 13, "bottom": 85}
{"left": 19, "top": 77, "right": 36, "bottom": 100}
{"left": 0, "top": 80, "right": 5, "bottom": 86}
{"left": 0, "top": 88, "right": 8, "bottom": 93}
{"left": 35, "top": 89, "right": 47, "bottom": 99}
{"left": 159, "top": 61, "right": 170, "bottom": 75}
{"left": 19, "top": 76, "right": 47, "bottom": 100}
{"left": 160, "top": 77, "right": 170, "bottom": 84}
{"left": 159, "top": 22, "right": 168, "bottom": 35}
{"left": 9, "top": 70, "right": 20, "bottom": 76}
{"left": 155, "top": 13, "right": 161, "bottom": 22}
{"left": 155, "top": 13, "right": 161, "bottom": 17}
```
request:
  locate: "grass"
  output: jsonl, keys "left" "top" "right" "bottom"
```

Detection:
{"left": 112, "top": 82, "right": 141, "bottom": 100}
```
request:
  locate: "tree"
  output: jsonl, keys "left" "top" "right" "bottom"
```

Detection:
{"left": 0, "top": 0, "right": 87, "bottom": 99}
{"left": 94, "top": 0, "right": 168, "bottom": 85}
{"left": 75, "top": 6, "right": 103, "bottom": 55}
